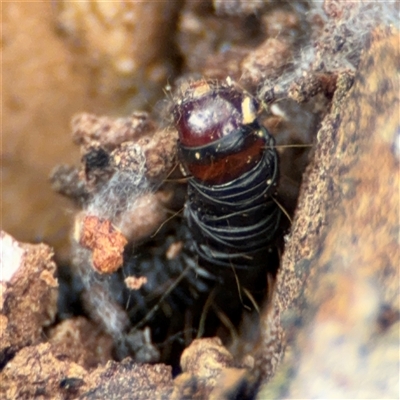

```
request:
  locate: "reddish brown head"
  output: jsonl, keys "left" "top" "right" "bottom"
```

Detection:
{"left": 173, "top": 80, "right": 266, "bottom": 185}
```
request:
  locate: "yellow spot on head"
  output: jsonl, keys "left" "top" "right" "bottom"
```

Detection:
{"left": 241, "top": 97, "right": 256, "bottom": 125}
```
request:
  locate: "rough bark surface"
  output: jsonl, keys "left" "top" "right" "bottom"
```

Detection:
{"left": 257, "top": 28, "right": 400, "bottom": 398}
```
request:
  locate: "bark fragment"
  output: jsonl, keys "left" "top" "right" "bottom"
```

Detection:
{"left": 0, "top": 232, "right": 58, "bottom": 366}
{"left": 257, "top": 28, "right": 400, "bottom": 398}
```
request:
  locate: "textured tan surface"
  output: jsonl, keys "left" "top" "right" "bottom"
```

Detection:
{"left": 2, "top": 1, "right": 180, "bottom": 256}
{"left": 48, "top": 317, "right": 114, "bottom": 370}
{"left": 258, "top": 28, "right": 400, "bottom": 398}
{"left": 0, "top": 232, "right": 58, "bottom": 360}
{"left": 77, "top": 215, "right": 127, "bottom": 274}
{"left": 82, "top": 359, "right": 173, "bottom": 399}
{"left": 0, "top": 343, "right": 88, "bottom": 399}
{"left": 171, "top": 337, "right": 247, "bottom": 400}
{"left": 2, "top": 3, "right": 399, "bottom": 399}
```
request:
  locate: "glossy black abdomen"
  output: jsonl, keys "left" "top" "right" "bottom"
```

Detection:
{"left": 184, "top": 124, "right": 281, "bottom": 270}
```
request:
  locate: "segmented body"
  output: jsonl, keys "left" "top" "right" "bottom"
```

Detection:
{"left": 174, "top": 80, "right": 282, "bottom": 278}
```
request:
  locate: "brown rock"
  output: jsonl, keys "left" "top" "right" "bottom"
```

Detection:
{"left": 48, "top": 317, "right": 114, "bottom": 370}
{"left": 72, "top": 113, "right": 156, "bottom": 152}
{"left": 77, "top": 215, "right": 127, "bottom": 274}
{"left": 171, "top": 337, "right": 243, "bottom": 399}
{"left": 257, "top": 28, "right": 400, "bottom": 398}
{"left": 240, "top": 38, "right": 292, "bottom": 88}
{"left": 82, "top": 359, "right": 173, "bottom": 399}
{"left": 0, "top": 232, "right": 58, "bottom": 365}
{"left": 181, "top": 337, "right": 235, "bottom": 380}
{"left": 0, "top": 343, "right": 88, "bottom": 399}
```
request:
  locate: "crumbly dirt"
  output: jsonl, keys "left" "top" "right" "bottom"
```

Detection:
{"left": 2, "top": 3, "right": 399, "bottom": 399}
{"left": 0, "top": 232, "right": 58, "bottom": 366}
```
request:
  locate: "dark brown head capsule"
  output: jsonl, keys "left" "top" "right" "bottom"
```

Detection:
{"left": 173, "top": 79, "right": 266, "bottom": 185}
{"left": 173, "top": 79, "right": 281, "bottom": 275}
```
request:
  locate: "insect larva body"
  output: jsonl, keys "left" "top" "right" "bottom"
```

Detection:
{"left": 173, "top": 80, "right": 282, "bottom": 300}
